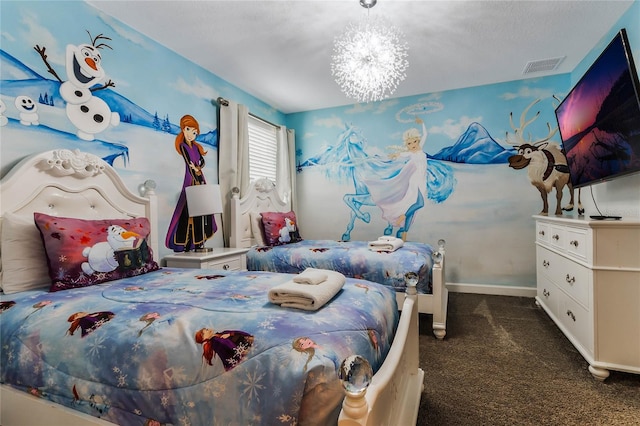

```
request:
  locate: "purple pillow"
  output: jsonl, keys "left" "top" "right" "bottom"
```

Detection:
{"left": 260, "top": 211, "right": 303, "bottom": 246}
{"left": 34, "top": 213, "right": 159, "bottom": 292}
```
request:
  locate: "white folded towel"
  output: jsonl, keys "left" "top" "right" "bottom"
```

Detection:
{"left": 293, "top": 268, "right": 329, "bottom": 285}
{"left": 269, "top": 270, "right": 346, "bottom": 311}
{"left": 368, "top": 236, "right": 404, "bottom": 252}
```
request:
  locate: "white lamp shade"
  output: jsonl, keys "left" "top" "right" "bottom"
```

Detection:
{"left": 185, "top": 184, "right": 223, "bottom": 217}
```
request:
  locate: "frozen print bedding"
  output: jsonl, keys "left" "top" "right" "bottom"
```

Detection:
{"left": 0, "top": 268, "right": 399, "bottom": 426}
{"left": 247, "top": 240, "right": 435, "bottom": 294}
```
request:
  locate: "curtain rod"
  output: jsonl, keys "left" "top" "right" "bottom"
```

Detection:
{"left": 217, "top": 97, "right": 281, "bottom": 129}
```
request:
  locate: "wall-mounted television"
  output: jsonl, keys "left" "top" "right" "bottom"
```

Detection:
{"left": 555, "top": 28, "right": 640, "bottom": 190}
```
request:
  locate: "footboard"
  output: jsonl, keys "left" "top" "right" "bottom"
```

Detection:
{"left": 338, "top": 284, "right": 424, "bottom": 425}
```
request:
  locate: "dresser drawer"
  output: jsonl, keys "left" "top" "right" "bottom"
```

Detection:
{"left": 548, "top": 225, "right": 566, "bottom": 251}
{"left": 565, "top": 227, "right": 588, "bottom": 261}
{"left": 536, "top": 246, "right": 561, "bottom": 281}
{"left": 536, "top": 222, "right": 550, "bottom": 244}
{"left": 558, "top": 291, "right": 593, "bottom": 356}
{"left": 537, "top": 275, "right": 558, "bottom": 317}
{"left": 203, "top": 257, "right": 243, "bottom": 271}
{"left": 555, "top": 259, "right": 590, "bottom": 309}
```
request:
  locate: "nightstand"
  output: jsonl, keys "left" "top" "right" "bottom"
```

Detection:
{"left": 164, "top": 247, "right": 249, "bottom": 271}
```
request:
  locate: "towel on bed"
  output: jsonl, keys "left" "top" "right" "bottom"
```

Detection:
{"left": 368, "top": 236, "right": 404, "bottom": 252}
{"left": 293, "top": 268, "right": 329, "bottom": 285}
{"left": 268, "top": 270, "right": 345, "bottom": 310}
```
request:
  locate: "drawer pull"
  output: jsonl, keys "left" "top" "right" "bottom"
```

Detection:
{"left": 542, "top": 260, "right": 550, "bottom": 268}
{"left": 570, "top": 240, "right": 579, "bottom": 248}
{"left": 543, "top": 289, "right": 550, "bottom": 298}
{"left": 552, "top": 234, "right": 560, "bottom": 241}
{"left": 565, "top": 274, "right": 575, "bottom": 284}
{"left": 538, "top": 230, "right": 545, "bottom": 236}
{"left": 566, "top": 310, "right": 576, "bottom": 322}
{"left": 223, "top": 264, "right": 230, "bottom": 270}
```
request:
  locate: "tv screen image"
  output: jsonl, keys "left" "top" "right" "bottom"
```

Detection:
{"left": 555, "top": 28, "right": 640, "bottom": 188}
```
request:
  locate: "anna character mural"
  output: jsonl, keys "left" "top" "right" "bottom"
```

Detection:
{"left": 165, "top": 115, "right": 217, "bottom": 252}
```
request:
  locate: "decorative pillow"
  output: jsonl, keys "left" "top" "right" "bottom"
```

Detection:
{"left": 0, "top": 213, "right": 51, "bottom": 294}
{"left": 34, "top": 213, "right": 159, "bottom": 292}
{"left": 260, "top": 211, "right": 303, "bottom": 246}
{"left": 249, "top": 212, "right": 266, "bottom": 246}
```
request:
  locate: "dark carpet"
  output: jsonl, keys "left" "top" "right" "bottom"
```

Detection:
{"left": 417, "top": 292, "right": 640, "bottom": 426}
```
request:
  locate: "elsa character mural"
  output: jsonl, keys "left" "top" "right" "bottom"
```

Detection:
{"left": 316, "top": 117, "right": 453, "bottom": 241}
{"left": 165, "top": 115, "right": 217, "bottom": 252}
{"left": 365, "top": 118, "right": 428, "bottom": 240}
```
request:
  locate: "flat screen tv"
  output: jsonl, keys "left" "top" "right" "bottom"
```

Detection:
{"left": 555, "top": 28, "right": 640, "bottom": 190}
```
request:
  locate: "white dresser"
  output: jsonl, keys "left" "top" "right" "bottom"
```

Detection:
{"left": 534, "top": 215, "right": 640, "bottom": 380}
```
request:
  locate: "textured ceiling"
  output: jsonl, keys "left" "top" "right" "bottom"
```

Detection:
{"left": 86, "top": 0, "right": 634, "bottom": 114}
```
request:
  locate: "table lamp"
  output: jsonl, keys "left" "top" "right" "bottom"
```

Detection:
{"left": 185, "top": 184, "right": 223, "bottom": 252}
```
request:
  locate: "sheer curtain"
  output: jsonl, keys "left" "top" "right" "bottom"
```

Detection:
{"left": 218, "top": 98, "right": 249, "bottom": 247}
{"left": 276, "top": 126, "right": 297, "bottom": 213}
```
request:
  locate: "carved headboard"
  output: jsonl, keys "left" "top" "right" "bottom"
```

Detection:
{"left": 0, "top": 149, "right": 159, "bottom": 259}
{"left": 229, "top": 178, "right": 290, "bottom": 248}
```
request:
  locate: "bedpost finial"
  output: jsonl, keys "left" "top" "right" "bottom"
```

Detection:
{"left": 339, "top": 355, "right": 372, "bottom": 395}
{"left": 339, "top": 355, "right": 372, "bottom": 421}
{"left": 138, "top": 180, "right": 157, "bottom": 197}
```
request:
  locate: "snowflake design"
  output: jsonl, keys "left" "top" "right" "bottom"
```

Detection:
{"left": 259, "top": 316, "right": 276, "bottom": 330}
{"left": 138, "top": 372, "right": 153, "bottom": 389}
{"left": 55, "top": 267, "right": 67, "bottom": 281}
{"left": 240, "top": 369, "right": 266, "bottom": 405}
{"left": 277, "top": 413, "right": 296, "bottom": 425}
{"left": 117, "top": 373, "right": 128, "bottom": 387}
{"left": 58, "top": 254, "right": 67, "bottom": 263}
{"left": 234, "top": 341, "right": 251, "bottom": 358}
{"left": 87, "top": 334, "right": 107, "bottom": 358}
{"left": 160, "top": 393, "right": 169, "bottom": 408}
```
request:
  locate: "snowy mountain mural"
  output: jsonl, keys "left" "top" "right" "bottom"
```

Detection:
{"left": 301, "top": 121, "right": 514, "bottom": 171}
{"left": 431, "top": 122, "right": 515, "bottom": 164}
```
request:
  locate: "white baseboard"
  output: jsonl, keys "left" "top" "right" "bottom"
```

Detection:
{"left": 446, "top": 282, "right": 536, "bottom": 298}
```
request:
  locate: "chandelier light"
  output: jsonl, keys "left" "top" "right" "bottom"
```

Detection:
{"left": 331, "top": 0, "right": 409, "bottom": 103}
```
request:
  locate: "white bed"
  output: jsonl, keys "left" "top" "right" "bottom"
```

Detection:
{"left": 0, "top": 149, "right": 434, "bottom": 426}
{"left": 230, "top": 177, "right": 449, "bottom": 340}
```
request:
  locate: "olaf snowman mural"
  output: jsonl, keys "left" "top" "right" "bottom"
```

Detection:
{"left": 35, "top": 31, "right": 119, "bottom": 140}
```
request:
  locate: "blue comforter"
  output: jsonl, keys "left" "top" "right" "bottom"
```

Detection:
{"left": 0, "top": 268, "right": 398, "bottom": 425}
{"left": 247, "top": 240, "right": 435, "bottom": 294}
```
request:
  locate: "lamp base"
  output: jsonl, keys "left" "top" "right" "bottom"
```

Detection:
{"left": 195, "top": 247, "right": 214, "bottom": 253}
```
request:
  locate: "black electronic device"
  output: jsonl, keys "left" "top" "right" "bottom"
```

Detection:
{"left": 590, "top": 215, "right": 622, "bottom": 220}
{"left": 555, "top": 29, "right": 640, "bottom": 190}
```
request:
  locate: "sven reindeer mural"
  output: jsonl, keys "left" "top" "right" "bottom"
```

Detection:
{"left": 507, "top": 99, "right": 574, "bottom": 216}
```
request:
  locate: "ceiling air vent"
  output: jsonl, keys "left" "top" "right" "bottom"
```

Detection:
{"left": 522, "top": 56, "right": 565, "bottom": 74}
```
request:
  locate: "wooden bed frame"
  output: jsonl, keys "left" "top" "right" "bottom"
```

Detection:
{"left": 230, "top": 177, "right": 448, "bottom": 339}
{"left": 0, "top": 149, "right": 431, "bottom": 426}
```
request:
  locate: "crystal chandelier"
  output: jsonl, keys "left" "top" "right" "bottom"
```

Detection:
{"left": 331, "top": 0, "right": 409, "bottom": 103}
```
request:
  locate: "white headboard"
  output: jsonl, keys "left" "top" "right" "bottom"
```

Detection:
{"left": 0, "top": 149, "right": 159, "bottom": 259}
{"left": 229, "top": 178, "right": 289, "bottom": 248}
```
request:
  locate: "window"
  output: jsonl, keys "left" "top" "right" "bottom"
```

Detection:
{"left": 248, "top": 115, "right": 278, "bottom": 182}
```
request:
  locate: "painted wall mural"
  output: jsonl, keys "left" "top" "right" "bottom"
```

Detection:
{"left": 1, "top": 1, "right": 283, "bottom": 262}
{"left": 288, "top": 77, "right": 573, "bottom": 287}
{"left": 165, "top": 115, "right": 217, "bottom": 252}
